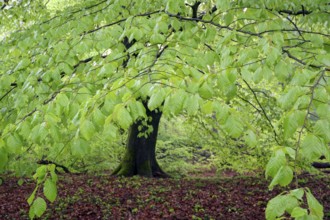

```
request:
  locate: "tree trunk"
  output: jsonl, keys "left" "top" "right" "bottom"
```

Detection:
{"left": 112, "top": 102, "right": 168, "bottom": 178}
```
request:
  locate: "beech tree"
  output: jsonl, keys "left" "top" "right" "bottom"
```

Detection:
{"left": 0, "top": 0, "right": 329, "bottom": 219}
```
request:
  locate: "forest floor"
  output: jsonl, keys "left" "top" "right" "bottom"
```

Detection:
{"left": 0, "top": 170, "right": 329, "bottom": 220}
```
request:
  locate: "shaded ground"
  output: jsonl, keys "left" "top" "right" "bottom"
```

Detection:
{"left": 0, "top": 172, "right": 329, "bottom": 220}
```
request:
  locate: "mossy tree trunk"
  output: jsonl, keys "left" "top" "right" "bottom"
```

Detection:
{"left": 112, "top": 102, "right": 168, "bottom": 178}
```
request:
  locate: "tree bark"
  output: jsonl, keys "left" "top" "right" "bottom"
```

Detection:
{"left": 312, "top": 162, "right": 330, "bottom": 169}
{"left": 311, "top": 156, "right": 330, "bottom": 169}
{"left": 112, "top": 101, "right": 168, "bottom": 178}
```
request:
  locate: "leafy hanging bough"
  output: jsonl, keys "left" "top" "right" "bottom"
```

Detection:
{"left": 0, "top": 0, "right": 329, "bottom": 219}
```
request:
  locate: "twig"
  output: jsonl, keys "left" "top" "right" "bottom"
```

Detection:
{"left": 294, "top": 70, "right": 326, "bottom": 187}
{"left": 282, "top": 48, "right": 330, "bottom": 71}
{"left": 16, "top": 108, "right": 37, "bottom": 125}
{"left": 242, "top": 79, "right": 280, "bottom": 145}
{"left": 37, "top": 159, "right": 71, "bottom": 173}
{"left": 0, "top": 85, "right": 17, "bottom": 102}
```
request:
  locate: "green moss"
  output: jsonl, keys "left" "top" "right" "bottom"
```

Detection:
{"left": 137, "top": 160, "right": 152, "bottom": 177}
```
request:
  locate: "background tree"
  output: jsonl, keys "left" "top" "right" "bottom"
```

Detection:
{"left": 0, "top": 0, "right": 329, "bottom": 219}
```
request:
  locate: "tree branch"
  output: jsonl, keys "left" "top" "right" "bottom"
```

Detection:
{"left": 242, "top": 78, "right": 280, "bottom": 145}
{"left": 312, "top": 162, "right": 330, "bottom": 169}
{"left": 16, "top": 108, "right": 37, "bottom": 125}
{"left": 282, "top": 48, "right": 330, "bottom": 71}
{"left": 278, "top": 9, "right": 312, "bottom": 16}
{"left": 186, "top": 1, "right": 201, "bottom": 19}
{"left": 84, "top": 10, "right": 163, "bottom": 35}
{"left": 294, "top": 70, "right": 326, "bottom": 186}
{"left": 0, "top": 84, "right": 17, "bottom": 102}
{"left": 37, "top": 159, "right": 71, "bottom": 173}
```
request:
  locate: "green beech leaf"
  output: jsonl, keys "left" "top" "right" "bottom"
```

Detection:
{"left": 98, "top": 63, "right": 116, "bottom": 77}
{"left": 275, "top": 60, "right": 290, "bottom": 82}
{"left": 269, "top": 165, "right": 293, "bottom": 189}
{"left": 163, "top": 90, "right": 186, "bottom": 116}
{"left": 306, "top": 190, "right": 324, "bottom": 219}
{"left": 103, "top": 123, "right": 118, "bottom": 140}
{"left": 56, "top": 93, "right": 69, "bottom": 107}
{"left": 317, "top": 54, "right": 330, "bottom": 66}
{"left": 92, "top": 108, "right": 106, "bottom": 127}
{"left": 148, "top": 88, "right": 166, "bottom": 111}
{"left": 71, "top": 138, "right": 89, "bottom": 157}
{"left": 316, "top": 104, "right": 330, "bottom": 120}
{"left": 27, "top": 187, "right": 37, "bottom": 206}
{"left": 290, "top": 207, "right": 307, "bottom": 218}
{"left": 265, "top": 195, "right": 288, "bottom": 220}
{"left": 290, "top": 188, "right": 304, "bottom": 200}
{"left": 171, "top": 18, "right": 181, "bottom": 31}
{"left": 313, "top": 120, "right": 330, "bottom": 142}
{"left": 223, "top": 12, "right": 234, "bottom": 26}
{"left": 80, "top": 120, "right": 96, "bottom": 141}
{"left": 201, "top": 101, "right": 213, "bottom": 115}
{"left": 224, "top": 115, "right": 244, "bottom": 138}
{"left": 300, "top": 134, "right": 327, "bottom": 162}
{"left": 34, "top": 165, "right": 47, "bottom": 181}
{"left": 278, "top": 87, "right": 304, "bottom": 110}
{"left": 199, "top": 82, "right": 213, "bottom": 99}
{"left": 6, "top": 134, "right": 22, "bottom": 154}
{"left": 265, "top": 149, "right": 286, "bottom": 179}
{"left": 284, "top": 147, "right": 296, "bottom": 159}
{"left": 213, "top": 102, "right": 229, "bottom": 124}
{"left": 43, "top": 179, "right": 57, "bottom": 202}
{"left": 244, "top": 130, "right": 258, "bottom": 147}
{"left": 129, "top": 100, "right": 147, "bottom": 121}
{"left": 150, "top": 33, "right": 165, "bottom": 44}
{"left": 31, "top": 197, "right": 47, "bottom": 218}
{"left": 216, "top": 0, "right": 231, "bottom": 11}
{"left": 266, "top": 194, "right": 299, "bottom": 220}
{"left": 14, "top": 58, "right": 30, "bottom": 71}
{"left": 283, "top": 111, "right": 305, "bottom": 139}
{"left": 183, "top": 93, "right": 200, "bottom": 115}
{"left": 113, "top": 104, "right": 133, "bottom": 129}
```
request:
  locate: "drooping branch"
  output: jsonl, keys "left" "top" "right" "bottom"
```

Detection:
{"left": 40, "top": 0, "right": 108, "bottom": 25}
{"left": 282, "top": 48, "right": 330, "bottom": 71}
{"left": 241, "top": 78, "right": 280, "bottom": 145}
{"left": 16, "top": 108, "right": 38, "bottom": 125}
{"left": 294, "top": 70, "right": 326, "bottom": 186}
{"left": 84, "top": 10, "right": 163, "bottom": 35}
{"left": 37, "top": 159, "right": 71, "bottom": 173}
{"left": 285, "top": 16, "right": 305, "bottom": 40}
{"left": 166, "top": 10, "right": 330, "bottom": 38}
{"left": 237, "top": 94, "right": 262, "bottom": 113}
{"left": 43, "top": 91, "right": 61, "bottom": 105}
{"left": 0, "top": 84, "right": 17, "bottom": 102}
{"left": 278, "top": 6, "right": 312, "bottom": 16}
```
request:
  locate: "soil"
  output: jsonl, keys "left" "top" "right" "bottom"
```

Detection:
{"left": 0, "top": 171, "right": 329, "bottom": 220}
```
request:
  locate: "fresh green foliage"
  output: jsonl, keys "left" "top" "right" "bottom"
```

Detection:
{"left": 266, "top": 188, "right": 324, "bottom": 220}
{"left": 0, "top": 0, "right": 329, "bottom": 219}
{"left": 28, "top": 164, "right": 58, "bottom": 219}
{"left": 29, "top": 197, "right": 47, "bottom": 219}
